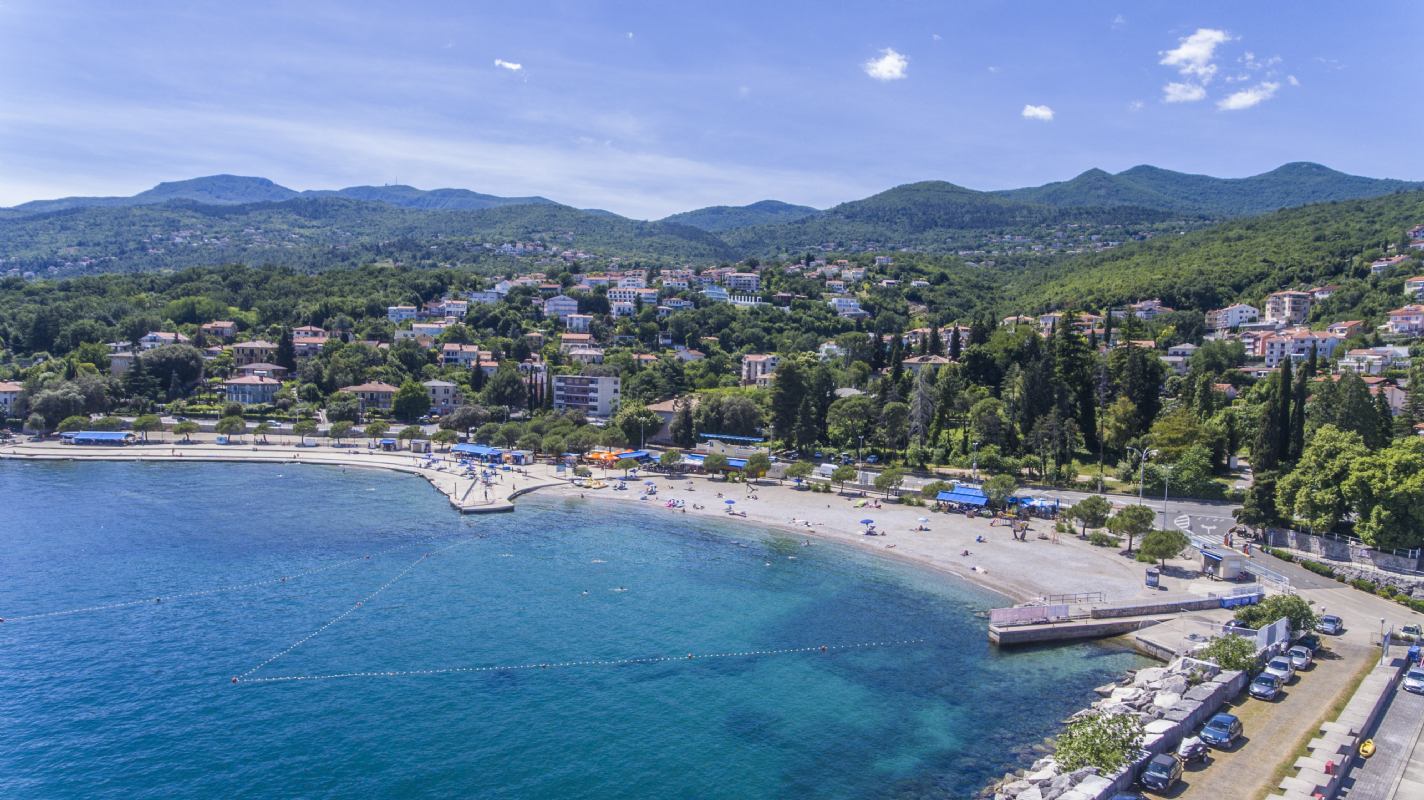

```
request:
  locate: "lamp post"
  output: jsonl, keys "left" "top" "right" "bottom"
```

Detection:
{"left": 1161, "top": 465, "right": 1171, "bottom": 531}
{"left": 1128, "top": 446, "right": 1156, "bottom": 505}
{"left": 857, "top": 434, "right": 865, "bottom": 464}
{"left": 972, "top": 440, "right": 981, "bottom": 481}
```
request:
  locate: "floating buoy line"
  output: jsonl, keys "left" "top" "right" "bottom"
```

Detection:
{"left": 235, "top": 537, "right": 482, "bottom": 683}
{"left": 233, "top": 638, "right": 928, "bottom": 685}
{"left": 0, "top": 532, "right": 475, "bottom": 624}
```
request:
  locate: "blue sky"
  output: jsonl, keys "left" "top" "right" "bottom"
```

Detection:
{"left": 1, "top": 1, "right": 1420, "bottom": 218}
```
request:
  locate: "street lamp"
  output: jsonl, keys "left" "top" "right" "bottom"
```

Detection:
{"left": 1161, "top": 464, "right": 1171, "bottom": 531}
{"left": 857, "top": 434, "right": 865, "bottom": 463}
{"left": 1127, "top": 446, "right": 1157, "bottom": 505}
{"left": 972, "top": 440, "right": 981, "bottom": 481}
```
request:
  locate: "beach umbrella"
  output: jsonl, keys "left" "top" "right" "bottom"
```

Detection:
{"left": 917, "top": 517, "right": 929, "bottom": 523}
{"left": 860, "top": 518, "right": 874, "bottom": 525}
{"left": 724, "top": 499, "right": 736, "bottom": 505}
{"left": 644, "top": 480, "right": 654, "bottom": 485}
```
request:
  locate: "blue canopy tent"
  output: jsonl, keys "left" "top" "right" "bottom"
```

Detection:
{"left": 61, "top": 431, "right": 134, "bottom": 446}
{"left": 451, "top": 443, "right": 504, "bottom": 462}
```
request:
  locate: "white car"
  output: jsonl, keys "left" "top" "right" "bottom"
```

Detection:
{"left": 1288, "top": 645, "right": 1313, "bottom": 670}
{"left": 1404, "top": 668, "right": 1424, "bottom": 695}
{"left": 1264, "top": 655, "right": 1296, "bottom": 685}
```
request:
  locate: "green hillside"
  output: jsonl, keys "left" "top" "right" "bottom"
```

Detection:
{"left": 1015, "top": 190, "right": 1424, "bottom": 311}
{"left": 660, "top": 200, "right": 818, "bottom": 232}
{"left": 0, "top": 197, "right": 734, "bottom": 275}
{"left": 724, "top": 181, "right": 1192, "bottom": 255}
{"left": 997, "top": 162, "right": 1421, "bottom": 216}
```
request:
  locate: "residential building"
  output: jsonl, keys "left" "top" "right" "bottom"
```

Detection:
{"left": 235, "top": 362, "right": 289, "bottom": 380}
{"left": 702, "top": 285, "right": 729, "bottom": 302}
{"left": 1337, "top": 346, "right": 1410, "bottom": 376}
{"left": 139, "top": 331, "right": 190, "bottom": 350}
{"left": 726, "top": 272, "right": 761, "bottom": 293}
{"left": 1370, "top": 255, "right": 1408, "bottom": 275}
{"left": 387, "top": 305, "right": 417, "bottom": 322}
{"left": 467, "top": 289, "right": 503, "bottom": 305}
{"left": 565, "top": 314, "right": 593, "bottom": 333}
{"left": 663, "top": 297, "right": 695, "bottom": 311}
{"left": 440, "top": 343, "right": 483, "bottom": 369}
{"left": 338, "top": 381, "right": 399, "bottom": 411}
{"left": 223, "top": 375, "right": 281, "bottom": 405}
{"left": 616, "top": 273, "right": 647, "bottom": 288}
{"left": 1327, "top": 320, "right": 1364, "bottom": 338}
{"left": 566, "top": 346, "right": 606, "bottom": 365}
{"left": 1310, "top": 285, "right": 1340, "bottom": 301}
{"left": 611, "top": 301, "right": 636, "bottom": 318}
{"left": 544, "top": 295, "right": 580, "bottom": 321}
{"left": 0, "top": 380, "right": 20, "bottom": 418}
{"left": 560, "top": 333, "right": 594, "bottom": 352}
{"left": 1405, "top": 276, "right": 1424, "bottom": 299}
{"left": 108, "top": 351, "right": 136, "bottom": 375}
{"left": 422, "top": 380, "right": 463, "bottom": 413}
{"left": 552, "top": 374, "right": 621, "bottom": 417}
{"left": 1207, "top": 303, "right": 1260, "bottom": 331}
{"left": 828, "top": 297, "right": 867, "bottom": 319}
{"left": 901, "top": 354, "right": 951, "bottom": 374}
{"left": 1258, "top": 328, "right": 1344, "bottom": 367}
{"left": 199, "top": 321, "right": 237, "bottom": 341}
{"left": 232, "top": 340, "right": 278, "bottom": 367}
{"left": 741, "top": 354, "right": 779, "bottom": 386}
{"left": 1386, "top": 305, "right": 1424, "bottom": 336}
{"left": 1264, "top": 291, "right": 1312, "bottom": 325}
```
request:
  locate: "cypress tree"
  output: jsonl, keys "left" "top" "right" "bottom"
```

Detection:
{"left": 927, "top": 326, "right": 944, "bottom": 356}
{"left": 275, "top": 328, "right": 296, "bottom": 370}
{"left": 1289, "top": 369, "right": 1307, "bottom": 460}
{"left": 949, "top": 326, "right": 962, "bottom": 360}
{"left": 1276, "top": 358, "right": 1293, "bottom": 463}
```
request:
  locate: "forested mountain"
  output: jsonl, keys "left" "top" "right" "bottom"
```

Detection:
{"left": 2, "top": 163, "right": 1419, "bottom": 276}
{"left": 996, "top": 162, "right": 1422, "bottom": 216}
{"left": 660, "top": 200, "right": 818, "bottom": 232}
{"left": 1, "top": 174, "right": 556, "bottom": 218}
{"left": 722, "top": 181, "right": 1195, "bottom": 255}
{"left": 1014, "top": 190, "right": 1424, "bottom": 311}
{"left": 0, "top": 197, "right": 734, "bottom": 275}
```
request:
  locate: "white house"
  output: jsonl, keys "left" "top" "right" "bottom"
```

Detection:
{"left": 1264, "top": 291, "right": 1312, "bottom": 325}
{"left": 552, "top": 374, "right": 621, "bottom": 417}
{"left": 543, "top": 295, "right": 580, "bottom": 321}
{"left": 1207, "top": 303, "right": 1260, "bottom": 331}
{"left": 741, "top": 354, "right": 779, "bottom": 386}
{"left": 387, "top": 305, "right": 418, "bottom": 323}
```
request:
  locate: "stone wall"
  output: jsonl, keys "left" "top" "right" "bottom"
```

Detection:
{"left": 1267, "top": 529, "right": 1422, "bottom": 574}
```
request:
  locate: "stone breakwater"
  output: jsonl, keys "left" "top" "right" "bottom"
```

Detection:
{"left": 986, "top": 657, "right": 1247, "bottom": 800}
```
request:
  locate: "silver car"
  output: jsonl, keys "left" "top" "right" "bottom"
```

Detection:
{"left": 1404, "top": 668, "right": 1424, "bottom": 695}
{"left": 1264, "top": 655, "right": 1296, "bottom": 685}
{"left": 1288, "top": 645, "right": 1313, "bottom": 670}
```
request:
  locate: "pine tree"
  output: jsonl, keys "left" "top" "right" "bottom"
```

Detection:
{"left": 888, "top": 336, "right": 904, "bottom": 382}
{"left": 909, "top": 366, "right": 936, "bottom": 446}
{"left": 1252, "top": 375, "right": 1284, "bottom": 472}
{"left": 927, "top": 326, "right": 944, "bottom": 356}
{"left": 1374, "top": 392, "right": 1395, "bottom": 447}
{"left": 948, "top": 326, "right": 962, "bottom": 360}
{"left": 769, "top": 359, "right": 807, "bottom": 444}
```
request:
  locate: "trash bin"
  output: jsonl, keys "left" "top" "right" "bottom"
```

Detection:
{"left": 1145, "top": 568, "right": 1160, "bottom": 589}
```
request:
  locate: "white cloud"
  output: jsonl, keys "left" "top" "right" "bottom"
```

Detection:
{"left": 931, "top": 33, "right": 942, "bottom": 41}
{"left": 1160, "top": 28, "right": 1232, "bottom": 82}
{"left": 1021, "top": 104, "right": 1054, "bottom": 121}
{"left": 1217, "top": 81, "right": 1279, "bottom": 111}
{"left": 493, "top": 59, "right": 522, "bottom": 72}
{"left": 987, "top": 65, "right": 1001, "bottom": 74}
{"left": 1162, "top": 82, "right": 1207, "bottom": 103}
{"left": 1112, "top": 14, "right": 1127, "bottom": 29}
{"left": 1127, "top": 100, "right": 1145, "bottom": 112}
{"left": 626, "top": 32, "right": 634, "bottom": 39}
{"left": 1287, "top": 74, "right": 1300, "bottom": 86}
{"left": 863, "top": 48, "right": 908, "bottom": 81}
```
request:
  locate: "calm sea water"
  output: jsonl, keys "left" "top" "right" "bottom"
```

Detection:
{"left": 0, "top": 461, "right": 1144, "bottom": 799}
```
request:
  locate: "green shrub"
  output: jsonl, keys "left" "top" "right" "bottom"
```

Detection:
{"left": 1088, "top": 531, "right": 1121, "bottom": 548}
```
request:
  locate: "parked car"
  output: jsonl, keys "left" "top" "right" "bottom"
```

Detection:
{"left": 1318, "top": 615, "right": 1344, "bottom": 635}
{"left": 1222, "top": 619, "right": 1255, "bottom": 636}
{"left": 1403, "top": 667, "right": 1424, "bottom": 695}
{"left": 1249, "top": 673, "right": 1282, "bottom": 701}
{"left": 1200, "top": 713, "right": 1243, "bottom": 748}
{"left": 1402, "top": 624, "right": 1422, "bottom": 639}
{"left": 1288, "top": 645, "right": 1313, "bottom": 670}
{"left": 1264, "top": 655, "right": 1296, "bottom": 684}
{"left": 1140, "top": 753, "right": 1183, "bottom": 792}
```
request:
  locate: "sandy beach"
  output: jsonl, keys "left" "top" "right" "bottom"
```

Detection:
{"left": 2, "top": 435, "right": 1207, "bottom": 605}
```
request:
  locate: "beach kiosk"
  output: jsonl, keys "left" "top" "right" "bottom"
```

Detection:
{"left": 1199, "top": 547, "right": 1249, "bottom": 581}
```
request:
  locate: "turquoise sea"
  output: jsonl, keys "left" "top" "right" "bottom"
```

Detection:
{"left": 0, "top": 461, "right": 1145, "bottom": 799}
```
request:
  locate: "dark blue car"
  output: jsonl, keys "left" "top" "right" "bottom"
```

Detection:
{"left": 1200, "top": 712, "right": 1242, "bottom": 748}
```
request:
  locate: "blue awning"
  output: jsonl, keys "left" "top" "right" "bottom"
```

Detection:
{"left": 1201, "top": 549, "right": 1223, "bottom": 562}
{"left": 936, "top": 490, "right": 988, "bottom": 507}
{"left": 698, "top": 432, "right": 765, "bottom": 443}
{"left": 617, "top": 450, "right": 651, "bottom": 460}
{"left": 726, "top": 458, "right": 748, "bottom": 469}
{"left": 452, "top": 444, "right": 503, "bottom": 457}
{"left": 65, "top": 431, "right": 134, "bottom": 444}
{"left": 379, "top": 438, "right": 397, "bottom": 445}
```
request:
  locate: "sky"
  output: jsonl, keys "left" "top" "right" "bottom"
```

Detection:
{"left": 1, "top": 0, "right": 1421, "bottom": 218}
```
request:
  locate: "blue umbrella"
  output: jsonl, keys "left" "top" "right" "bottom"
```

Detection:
{"left": 724, "top": 499, "right": 736, "bottom": 505}
{"left": 860, "top": 518, "right": 874, "bottom": 525}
